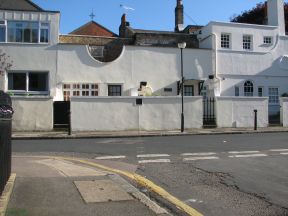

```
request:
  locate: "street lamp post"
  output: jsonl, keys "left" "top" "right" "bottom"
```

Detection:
{"left": 178, "top": 42, "right": 186, "bottom": 133}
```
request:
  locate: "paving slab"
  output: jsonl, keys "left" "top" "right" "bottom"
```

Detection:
{"left": 74, "top": 179, "right": 134, "bottom": 203}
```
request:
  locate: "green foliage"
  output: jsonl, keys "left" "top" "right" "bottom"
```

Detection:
{"left": 231, "top": 2, "right": 288, "bottom": 32}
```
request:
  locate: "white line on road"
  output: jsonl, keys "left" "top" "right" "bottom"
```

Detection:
{"left": 137, "top": 154, "right": 170, "bottom": 158}
{"left": 280, "top": 152, "right": 288, "bottom": 155}
{"left": 183, "top": 156, "right": 219, "bottom": 161}
{"left": 95, "top": 156, "right": 126, "bottom": 160}
{"left": 269, "top": 149, "right": 288, "bottom": 152}
{"left": 229, "top": 154, "right": 267, "bottom": 158}
{"left": 181, "top": 152, "right": 216, "bottom": 156}
{"left": 228, "top": 151, "right": 260, "bottom": 154}
{"left": 138, "top": 159, "right": 171, "bottom": 164}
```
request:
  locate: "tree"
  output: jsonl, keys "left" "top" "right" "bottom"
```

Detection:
{"left": 231, "top": 2, "right": 288, "bottom": 33}
{"left": 0, "top": 50, "right": 13, "bottom": 76}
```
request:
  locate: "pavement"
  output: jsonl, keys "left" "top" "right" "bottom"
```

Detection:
{"left": 11, "top": 126, "right": 288, "bottom": 140}
{"left": 4, "top": 156, "right": 171, "bottom": 216}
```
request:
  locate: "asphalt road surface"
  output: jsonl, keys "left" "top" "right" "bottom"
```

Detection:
{"left": 12, "top": 133, "right": 288, "bottom": 216}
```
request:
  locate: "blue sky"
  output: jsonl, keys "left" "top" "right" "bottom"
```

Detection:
{"left": 32, "top": 0, "right": 274, "bottom": 34}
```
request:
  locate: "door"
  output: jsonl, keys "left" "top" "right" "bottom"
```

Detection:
{"left": 53, "top": 101, "right": 70, "bottom": 129}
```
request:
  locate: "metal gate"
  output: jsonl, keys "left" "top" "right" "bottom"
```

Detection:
{"left": 203, "top": 97, "right": 216, "bottom": 128}
{"left": 53, "top": 101, "right": 70, "bottom": 129}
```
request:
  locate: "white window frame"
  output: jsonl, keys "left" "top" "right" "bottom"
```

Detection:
{"left": 258, "top": 87, "right": 264, "bottom": 97}
{"left": 6, "top": 20, "right": 50, "bottom": 44}
{"left": 0, "top": 20, "right": 7, "bottom": 43}
{"left": 243, "top": 35, "right": 253, "bottom": 51}
{"left": 263, "top": 36, "right": 273, "bottom": 45}
{"left": 235, "top": 86, "right": 240, "bottom": 96}
{"left": 7, "top": 71, "right": 49, "bottom": 95}
{"left": 268, "top": 87, "right": 279, "bottom": 104}
{"left": 244, "top": 80, "right": 254, "bottom": 97}
{"left": 221, "top": 33, "right": 231, "bottom": 49}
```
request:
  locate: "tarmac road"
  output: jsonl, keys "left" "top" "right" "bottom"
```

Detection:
{"left": 12, "top": 132, "right": 288, "bottom": 216}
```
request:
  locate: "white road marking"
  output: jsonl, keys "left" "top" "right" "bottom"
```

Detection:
{"left": 185, "top": 199, "right": 204, "bottom": 204}
{"left": 183, "top": 156, "right": 219, "bottom": 161}
{"left": 181, "top": 152, "right": 217, "bottom": 156}
{"left": 138, "top": 159, "right": 171, "bottom": 164}
{"left": 95, "top": 156, "right": 126, "bottom": 160}
{"left": 229, "top": 154, "right": 267, "bottom": 158}
{"left": 228, "top": 151, "right": 260, "bottom": 154}
{"left": 280, "top": 152, "right": 288, "bottom": 155}
{"left": 270, "top": 149, "right": 288, "bottom": 152}
{"left": 137, "top": 154, "right": 170, "bottom": 158}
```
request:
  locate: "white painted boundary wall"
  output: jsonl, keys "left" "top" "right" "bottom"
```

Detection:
{"left": 280, "top": 97, "right": 288, "bottom": 127}
{"left": 71, "top": 96, "right": 203, "bottom": 131}
{"left": 216, "top": 97, "right": 269, "bottom": 128}
{"left": 12, "top": 97, "right": 53, "bottom": 131}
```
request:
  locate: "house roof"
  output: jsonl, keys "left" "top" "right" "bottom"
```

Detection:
{"left": 69, "top": 21, "right": 118, "bottom": 37}
{"left": 0, "top": 0, "right": 59, "bottom": 13}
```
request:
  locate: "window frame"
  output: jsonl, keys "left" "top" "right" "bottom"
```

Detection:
{"left": 258, "top": 87, "right": 264, "bottom": 97}
{"left": 220, "top": 33, "right": 231, "bottom": 49}
{"left": 268, "top": 87, "right": 279, "bottom": 104}
{"left": 7, "top": 71, "right": 49, "bottom": 95}
{"left": 243, "top": 35, "right": 253, "bottom": 51}
{"left": 244, "top": 80, "right": 254, "bottom": 97}
{"left": 235, "top": 86, "right": 240, "bottom": 97}
{"left": 263, "top": 36, "right": 273, "bottom": 45}
{"left": 5, "top": 20, "right": 50, "bottom": 44}
{"left": 0, "top": 20, "right": 7, "bottom": 42}
{"left": 63, "top": 83, "right": 99, "bottom": 101}
{"left": 184, "top": 85, "right": 194, "bottom": 96}
{"left": 108, "top": 84, "right": 122, "bottom": 96}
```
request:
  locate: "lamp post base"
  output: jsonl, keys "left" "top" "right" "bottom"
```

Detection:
{"left": 181, "top": 113, "right": 184, "bottom": 132}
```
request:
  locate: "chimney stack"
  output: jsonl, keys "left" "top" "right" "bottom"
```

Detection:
{"left": 175, "top": 0, "right": 184, "bottom": 32}
{"left": 267, "top": 0, "right": 285, "bottom": 35}
{"left": 119, "top": 14, "right": 130, "bottom": 37}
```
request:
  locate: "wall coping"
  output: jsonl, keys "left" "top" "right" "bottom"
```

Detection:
{"left": 216, "top": 96, "right": 269, "bottom": 101}
{"left": 71, "top": 96, "right": 203, "bottom": 101}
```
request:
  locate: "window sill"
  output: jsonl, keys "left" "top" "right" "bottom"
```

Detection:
{"left": 0, "top": 42, "right": 50, "bottom": 45}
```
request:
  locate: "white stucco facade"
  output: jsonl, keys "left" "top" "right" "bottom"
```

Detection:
{"left": 1, "top": 0, "right": 288, "bottom": 131}
{"left": 71, "top": 96, "right": 203, "bottom": 131}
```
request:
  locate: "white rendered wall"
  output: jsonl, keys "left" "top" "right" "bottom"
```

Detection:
{"left": 11, "top": 96, "right": 53, "bottom": 131}
{"left": 216, "top": 97, "right": 269, "bottom": 128}
{"left": 280, "top": 97, "right": 288, "bottom": 126}
{"left": 71, "top": 96, "right": 203, "bottom": 131}
{"left": 56, "top": 45, "right": 212, "bottom": 100}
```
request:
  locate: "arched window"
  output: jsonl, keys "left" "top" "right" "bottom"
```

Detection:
{"left": 244, "top": 81, "right": 253, "bottom": 96}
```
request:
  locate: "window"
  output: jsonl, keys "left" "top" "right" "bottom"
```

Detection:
{"left": 235, "top": 86, "right": 240, "bottom": 96}
{"left": 244, "top": 81, "right": 253, "bottom": 96}
{"left": 258, "top": 87, "right": 263, "bottom": 97}
{"left": 184, "top": 85, "right": 194, "bottom": 96}
{"left": 63, "top": 83, "right": 99, "bottom": 101}
{"left": 200, "top": 85, "right": 207, "bottom": 98}
{"left": 243, "top": 35, "right": 252, "bottom": 50}
{"left": 263, "top": 36, "right": 272, "bottom": 45}
{"left": 7, "top": 21, "right": 49, "bottom": 43}
{"left": 8, "top": 72, "right": 48, "bottom": 95}
{"left": 40, "top": 23, "right": 49, "bottom": 43}
{"left": 0, "top": 20, "right": 6, "bottom": 42}
{"left": 221, "top": 33, "right": 230, "bottom": 49}
{"left": 268, "top": 87, "right": 279, "bottom": 104}
{"left": 108, "top": 85, "right": 122, "bottom": 96}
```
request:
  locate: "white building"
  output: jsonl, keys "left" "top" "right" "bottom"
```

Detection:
{"left": 198, "top": 0, "right": 288, "bottom": 117}
{"left": 0, "top": 0, "right": 287, "bottom": 131}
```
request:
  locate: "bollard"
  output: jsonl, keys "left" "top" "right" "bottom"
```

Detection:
{"left": 254, "top": 109, "right": 258, "bottom": 131}
{"left": 68, "top": 110, "right": 71, "bottom": 135}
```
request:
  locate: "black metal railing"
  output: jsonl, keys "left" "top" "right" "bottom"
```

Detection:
{"left": 0, "top": 91, "right": 13, "bottom": 196}
{"left": 203, "top": 97, "right": 216, "bottom": 127}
